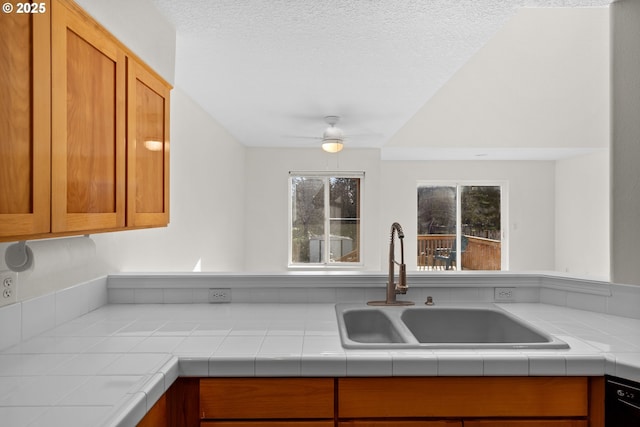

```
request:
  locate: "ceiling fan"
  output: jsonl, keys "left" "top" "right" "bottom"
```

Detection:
{"left": 319, "top": 115, "right": 345, "bottom": 153}
{"left": 288, "top": 114, "right": 373, "bottom": 153}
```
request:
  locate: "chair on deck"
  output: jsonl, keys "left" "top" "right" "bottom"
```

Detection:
{"left": 434, "top": 236, "right": 468, "bottom": 270}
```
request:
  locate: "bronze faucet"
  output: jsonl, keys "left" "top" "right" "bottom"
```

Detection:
{"left": 368, "top": 222, "right": 414, "bottom": 306}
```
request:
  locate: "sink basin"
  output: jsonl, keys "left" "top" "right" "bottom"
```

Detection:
{"left": 336, "top": 304, "right": 569, "bottom": 349}
{"left": 342, "top": 309, "right": 405, "bottom": 344}
{"left": 401, "top": 307, "right": 561, "bottom": 347}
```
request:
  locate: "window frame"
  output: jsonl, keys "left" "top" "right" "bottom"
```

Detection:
{"left": 416, "top": 180, "right": 509, "bottom": 271}
{"left": 288, "top": 171, "right": 364, "bottom": 268}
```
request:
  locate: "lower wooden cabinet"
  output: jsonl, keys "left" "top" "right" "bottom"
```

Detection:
{"left": 200, "top": 378, "right": 334, "bottom": 422}
{"left": 338, "top": 377, "right": 588, "bottom": 419}
{"left": 338, "top": 420, "right": 586, "bottom": 427}
{"left": 464, "top": 422, "right": 587, "bottom": 427}
{"left": 136, "top": 376, "right": 604, "bottom": 427}
{"left": 198, "top": 378, "right": 337, "bottom": 426}
{"left": 137, "top": 394, "right": 167, "bottom": 427}
{"left": 202, "top": 422, "right": 334, "bottom": 427}
{"left": 338, "top": 422, "right": 461, "bottom": 426}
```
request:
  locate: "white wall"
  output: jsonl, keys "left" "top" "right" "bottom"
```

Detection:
{"left": 380, "top": 160, "right": 556, "bottom": 271}
{"left": 555, "top": 151, "right": 610, "bottom": 279}
{"left": 86, "top": 2, "right": 611, "bottom": 280}
{"left": 381, "top": 5, "right": 611, "bottom": 277}
{"left": 243, "top": 148, "right": 382, "bottom": 271}
{"left": 387, "top": 7, "right": 609, "bottom": 153}
{"left": 243, "top": 149, "right": 557, "bottom": 273}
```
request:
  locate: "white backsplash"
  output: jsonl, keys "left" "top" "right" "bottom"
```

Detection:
{"left": 106, "top": 272, "right": 639, "bottom": 319}
{"left": 0, "top": 276, "right": 107, "bottom": 351}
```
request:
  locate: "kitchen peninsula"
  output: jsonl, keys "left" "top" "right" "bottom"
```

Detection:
{"left": 0, "top": 272, "right": 638, "bottom": 426}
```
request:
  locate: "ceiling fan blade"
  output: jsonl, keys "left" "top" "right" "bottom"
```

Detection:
{"left": 282, "top": 134, "right": 323, "bottom": 140}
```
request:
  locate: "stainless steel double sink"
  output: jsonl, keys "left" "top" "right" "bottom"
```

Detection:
{"left": 336, "top": 303, "right": 569, "bottom": 349}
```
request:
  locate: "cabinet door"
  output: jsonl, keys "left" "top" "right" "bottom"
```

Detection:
{"left": 0, "top": 1, "right": 51, "bottom": 239}
{"left": 200, "top": 378, "right": 334, "bottom": 420}
{"left": 464, "top": 421, "right": 587, "bottom": 427}
{"left": 202, "top": 422, "right": 335, "bottom": 427}
{"left": 338, "top": 377, "right": 588, "bottom": 418}
{"left": 339, "top": 422, "right": 461, "bottom": 426}
{"left": 127, "top": 59, "right": 170, "bottom": 228}
{"left": 51, "top": 0, "right": 126, "bottom": 233}
{"left": 137, "top": 394, "right": 167, "bottom": 427}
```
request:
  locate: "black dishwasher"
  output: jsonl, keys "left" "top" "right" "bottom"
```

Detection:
{"left": 606, "top": 375, "right": 640, "bottom": 426}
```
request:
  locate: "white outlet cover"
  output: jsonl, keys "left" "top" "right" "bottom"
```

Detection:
{"left": 0, "top": 270, "right": 18, "bottom": 307}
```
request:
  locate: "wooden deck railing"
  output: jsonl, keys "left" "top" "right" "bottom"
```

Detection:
{"left": 417, "top": 234, "right": 501, "bottom": 270}
{"left": 336, "top": 248, "right": 359, "bottom": 263}
{"left": 417, "top": 234, "right": 455, "bottom": 269}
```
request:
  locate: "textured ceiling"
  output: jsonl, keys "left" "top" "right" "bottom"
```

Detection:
{"left": 150, "top": 0, "right": 614, "bottom": 154}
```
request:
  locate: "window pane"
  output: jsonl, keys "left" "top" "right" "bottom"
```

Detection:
{"left": 329, "top": 177, "right": 360, "bottom": 219}
{"left": 417, "top": 186, "right": 457, "bottom": 270}
{"left": 329, "top": 177, "right": 360, "bottom": 263}
{"left": 417, "top": 184, "right": 503, "bottom": 271}
{"left": 417, "top": 186, "right": 456, "bottom": 235}
{"left": 290, "top": 175, "right": 362, "bottom": 266}
{"left": 330, "top": 219, "right": 360, "bottom": 262}
{"left": 461, "top": 186, "right": 501, "bottom": 270}
{"left": 291, "top": 177, "right": 325, "bottom": 263}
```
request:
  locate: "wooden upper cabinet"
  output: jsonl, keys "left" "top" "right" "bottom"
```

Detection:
{"left": 127, "top": 59, "right": 171, "bottom": 228}
{"left": 1, "top": 0, "right": 170, "bottom": 241}
{"left": 0, "top": 2, "right": 51, "bottom": 239}
{"left": 51, "top": 0, "right": 126, "bottom": 233}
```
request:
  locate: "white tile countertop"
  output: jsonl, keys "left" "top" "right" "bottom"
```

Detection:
{"left": 1, "top": 301, "right": 639, "bottom": 427}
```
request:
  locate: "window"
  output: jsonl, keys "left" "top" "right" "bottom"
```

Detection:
{"left": 289, "top": 172, "right": 363, "bottom": 266}
{"left": 417, "top": 182, "right": 506, "bottom": 271}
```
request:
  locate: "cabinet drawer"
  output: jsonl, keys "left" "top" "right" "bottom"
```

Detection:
{"left": 464, "top": 421, "right": 587, "bottom": 427}
{"left": 338, "top": 377, "right": 588, "bottom": 418}
{"left": 202, "top": 422, "right": 335, "bottom": 427}
{"left": 339, "top": 421, "right": 461, "bottom": 426}
{"left": 200, "top": 378, "right": 334, "bottom": 419}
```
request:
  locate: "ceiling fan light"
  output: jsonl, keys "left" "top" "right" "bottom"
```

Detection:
{"left": 322, "top": 139, "right": 344, "bottom": 153}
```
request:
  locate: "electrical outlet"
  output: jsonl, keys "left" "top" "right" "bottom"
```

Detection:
{"left": 0, "top": 270, "right": 18, "bottom": 307}
{"left": 208, "top": 288, "right": 231, "bottom": 303}
{"left": 494, "top": 287, "right": 515, "bottom": 302}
